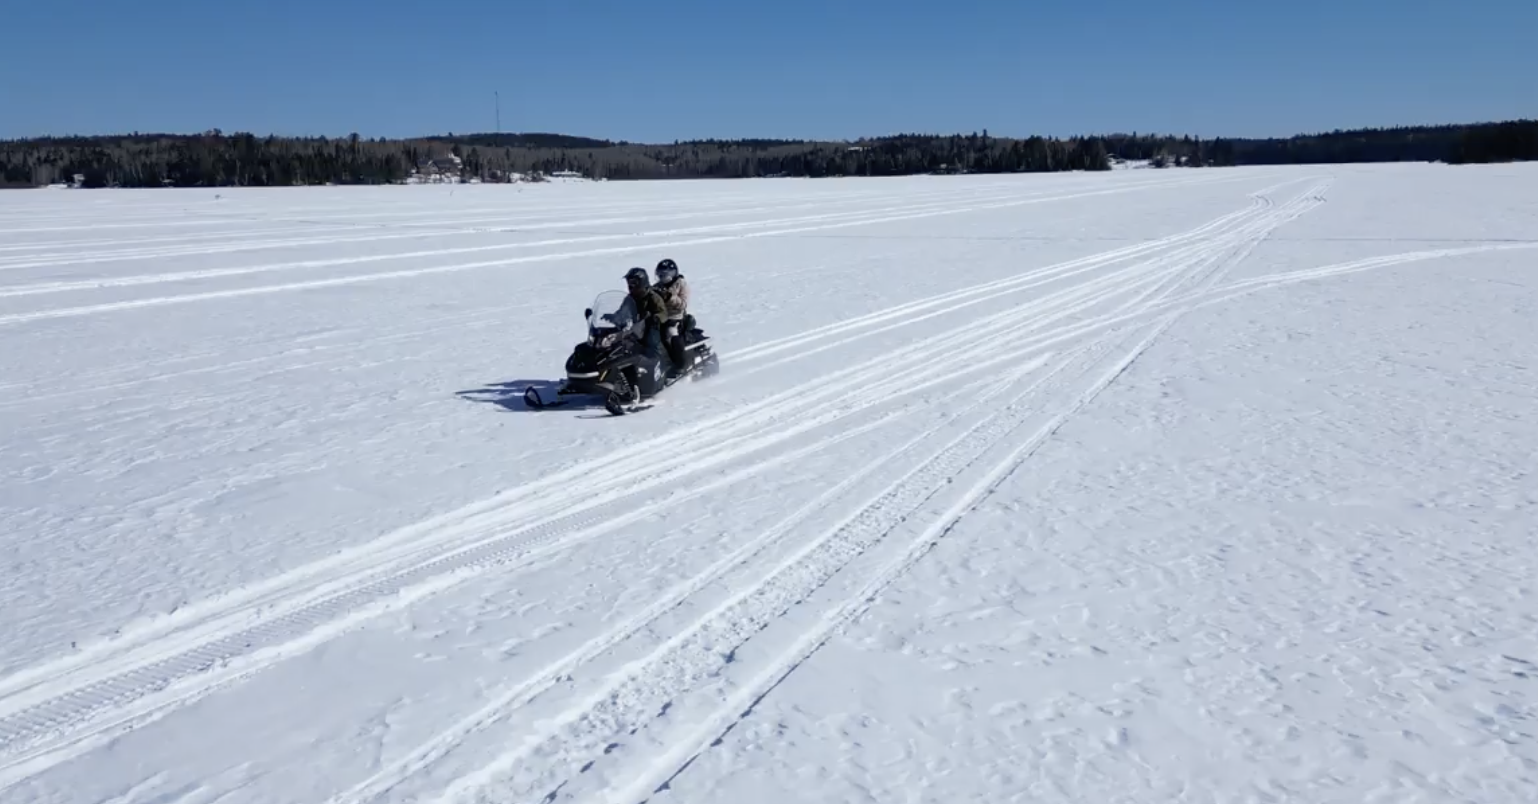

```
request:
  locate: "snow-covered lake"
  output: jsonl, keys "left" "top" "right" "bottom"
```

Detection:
{"left": 2, "top": 164, "right": 1536, "bottom": 803}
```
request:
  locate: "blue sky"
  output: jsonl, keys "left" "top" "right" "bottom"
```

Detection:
{"left": 3, "top": 0, "right": 1533, "bottom": 142}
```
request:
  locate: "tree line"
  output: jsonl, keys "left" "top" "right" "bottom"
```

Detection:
{"left": 2, "top": 120, "right": 1533, "bottom": 189}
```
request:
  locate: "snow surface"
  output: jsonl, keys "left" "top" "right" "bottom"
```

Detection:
{"left": 2, "top": 164, "right": 1537, "bottom": 803}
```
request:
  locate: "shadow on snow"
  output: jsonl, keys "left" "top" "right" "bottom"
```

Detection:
{"left": 455, "top": 379, "right": 585, "bottom": 413}
{"left": 456, "top": 378, "right": 662, "bottom": 419}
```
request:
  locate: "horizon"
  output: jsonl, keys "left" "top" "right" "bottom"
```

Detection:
{"left": 4, "top": 0, "right": 1533, "bottom": 143}
{"left": 6, "top": 115, "right": 1534, "bottom": 148}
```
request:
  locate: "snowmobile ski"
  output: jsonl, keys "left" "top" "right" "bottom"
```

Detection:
{"left": 523, "top": 386, "right": 552, "bottom": 410}
{"left": 604, "top": 400, "right": 658, "bottom": 416}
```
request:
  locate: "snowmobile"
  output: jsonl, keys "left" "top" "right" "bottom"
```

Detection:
{"left": 523, "top": 289, "right": 720, "bottom": 415}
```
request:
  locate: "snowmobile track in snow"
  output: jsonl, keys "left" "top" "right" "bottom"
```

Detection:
{"left": 0, "top": 177, "right": 1336, "bottom": 795}
{"left": 359, "top": 179, "right": 1337, "bottom": 804}
{"left": 0, "top": 173, "right": 1242, "bottom": 326}
{"left": 608, "top": 316, "right": 1188, "bottom": 804}
{"left": 440, "top": 310, "right": 1191, "bottom": 804}
{"left": 0, "top": 182, "right": 1092, "bottom": 273}
{"left": 0, "top": 186, "right": 1043, "bottom": 283}
{"left": 323, "top": 349, "right": 1061, "bottom": 804}
{"left": 593, "top": 188, "right": 1340, "bottom": 804}
{"left": 0, "top": 348, "right": 1040, "bottom": 787}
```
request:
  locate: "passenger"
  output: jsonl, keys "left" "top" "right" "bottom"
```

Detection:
{"left": 653, "top": 258, "right": 691, "bottom": 378}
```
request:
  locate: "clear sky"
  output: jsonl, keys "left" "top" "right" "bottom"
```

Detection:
{"left": 4, "top": 0, "right": 1533, "bottom": 142}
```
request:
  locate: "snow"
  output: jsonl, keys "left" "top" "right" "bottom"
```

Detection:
{"left": 2, "top": 164, "right": 1537, "bottom": 803}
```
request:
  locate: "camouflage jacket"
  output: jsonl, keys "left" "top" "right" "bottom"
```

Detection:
{"left": 629, "top": 288, "right": 668, "bottom": 332}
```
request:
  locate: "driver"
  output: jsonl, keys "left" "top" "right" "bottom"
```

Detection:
{"left": 619, "top": 266, "right": 669, "bottom": 401}
{"left": 623, "top": 267, "right": 668, "bottom": 347}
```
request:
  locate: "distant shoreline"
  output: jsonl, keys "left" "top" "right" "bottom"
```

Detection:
{"left": 3, "top": 119, "right": 1534, "bottom": 189}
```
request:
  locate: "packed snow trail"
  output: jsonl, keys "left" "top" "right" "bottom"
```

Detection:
{"left": 2, "top": 165, "right": 1536, "bottom": 803}
{"left": 0, "top": 173, "right": 1232, "bottom": 325}
{"left": 414, "top": 178, "right": 1334, "bottom": 804}
{"left": 0, "top": 175, "right": 1322, "bottom": 775}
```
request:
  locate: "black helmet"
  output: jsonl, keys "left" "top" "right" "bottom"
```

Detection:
{"left": 655, "top": 258, "right": 678, "bottom": 283}
{"left": 624, "top": 266, "right": 649, "bottom": 287}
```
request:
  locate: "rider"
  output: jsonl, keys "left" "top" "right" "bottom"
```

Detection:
{"left": 620, "top": 266, "right": 669, "bottom": 400}
{"left": 653, "top": 258, "right": 691, "bottom": 378}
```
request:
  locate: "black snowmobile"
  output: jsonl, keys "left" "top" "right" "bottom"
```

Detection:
{"left": 523, "top": 289, "right": 720, "bottom": 415}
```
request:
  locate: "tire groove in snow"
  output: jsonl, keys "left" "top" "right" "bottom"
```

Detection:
{"left": 723, "top": 176, "right": 1324, "bottom": 372}
{"left": 0, "top": 175, "right": 1279, "bottom": 713}
{"left": 0, "top": 182, "right": 1310, "bottom": 697}
{"left": 323, "top": 347, "right": 1060, "bottom": 804}
{"left": 0, "top": 190, "right": 1190, "bottom": 785}
{"left": 0, "top": 284, "right": 1080, "bottom": 772}
{"left": 0, "top": 177, "right": 1290, "bottom": 415}
{"left": 612, "top": 316, "right": 1186, "bottom": 804}
{"left": 0, "top": 418, "right": 889, "bottom": 786}
{"left": 426, "top": 182, "right": 1332, "bottom": 804}
{"left": 0, "top": 176, "right": 1180, "bottom": 239}
{"left": 0, "top": 335, "right": 1049, "bottom": 786}
{"left": 606, "top": 181, "right": 1338, "bottom": 804}
{"left": 0, "top": 176, "right": 1321, "bottom": 793}
{"left": 0, "top": 178, "right": 1051, "bottom": 237}
{"left": 447, "top": 326, "right": 1147, "bottom": 804}
{"left": 0, "top": 174, "right": 1240, "bottom": 326}
{"left": 0, "top": 188, "right": 1045, "bottom": 285}
{"left": 0, "top": 182, "right": 1102, "bottom": 272}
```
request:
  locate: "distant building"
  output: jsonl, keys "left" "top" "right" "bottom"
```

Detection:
{"left": 410, "top": 153, "right": 465, "bottom": 184}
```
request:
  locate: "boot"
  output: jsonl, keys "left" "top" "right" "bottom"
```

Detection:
{"left": 621, "top": 366, "right": 642, "bottom": 402}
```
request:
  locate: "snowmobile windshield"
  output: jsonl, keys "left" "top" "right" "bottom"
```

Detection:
{"left": 588, "top": 289, "right": 637, "bottom": 332}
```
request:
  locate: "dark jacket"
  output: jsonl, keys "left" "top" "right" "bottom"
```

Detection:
{"left": 629, "top": 288, "right": 668, "bottom": 333}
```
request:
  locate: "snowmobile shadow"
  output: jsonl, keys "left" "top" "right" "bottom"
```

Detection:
{"left": 455, "top": 379, "right": 596, "bottom": 413}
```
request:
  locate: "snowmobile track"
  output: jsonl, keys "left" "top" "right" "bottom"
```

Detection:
{"left": 0, "top": 386, "right": 923, "bottom": 784}
{"left": 0, "top": 173, "right": 1241, "bottom": 327}
{"left": 608, "top": 316, "right": 1187, "bottom": 804}
{"left": 438, "top": 325, "right": 1146, "bottom": 804}
{"left": 322, "top": 351, "right": 1059, "bottom": 804}
{"left": 0, "top": 176, "right": 1335, "bottom": 794}
{"left": 598, "top": 182, "right": 1344, "bottom": 804}
{"left": 715, "top": 177, "right": 1323, "bottom": 382}
{"left": 0, "top": 219, "right": 1173, "bottom": 787}
{"left": 0, "top": 183, "right": 1093, "bottom": 275}
{"left": 426, "top": 179, "right": 1338, "bottom": 804}
{"left": 0, "top": 190, "right": 1034, "bottom": 288}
